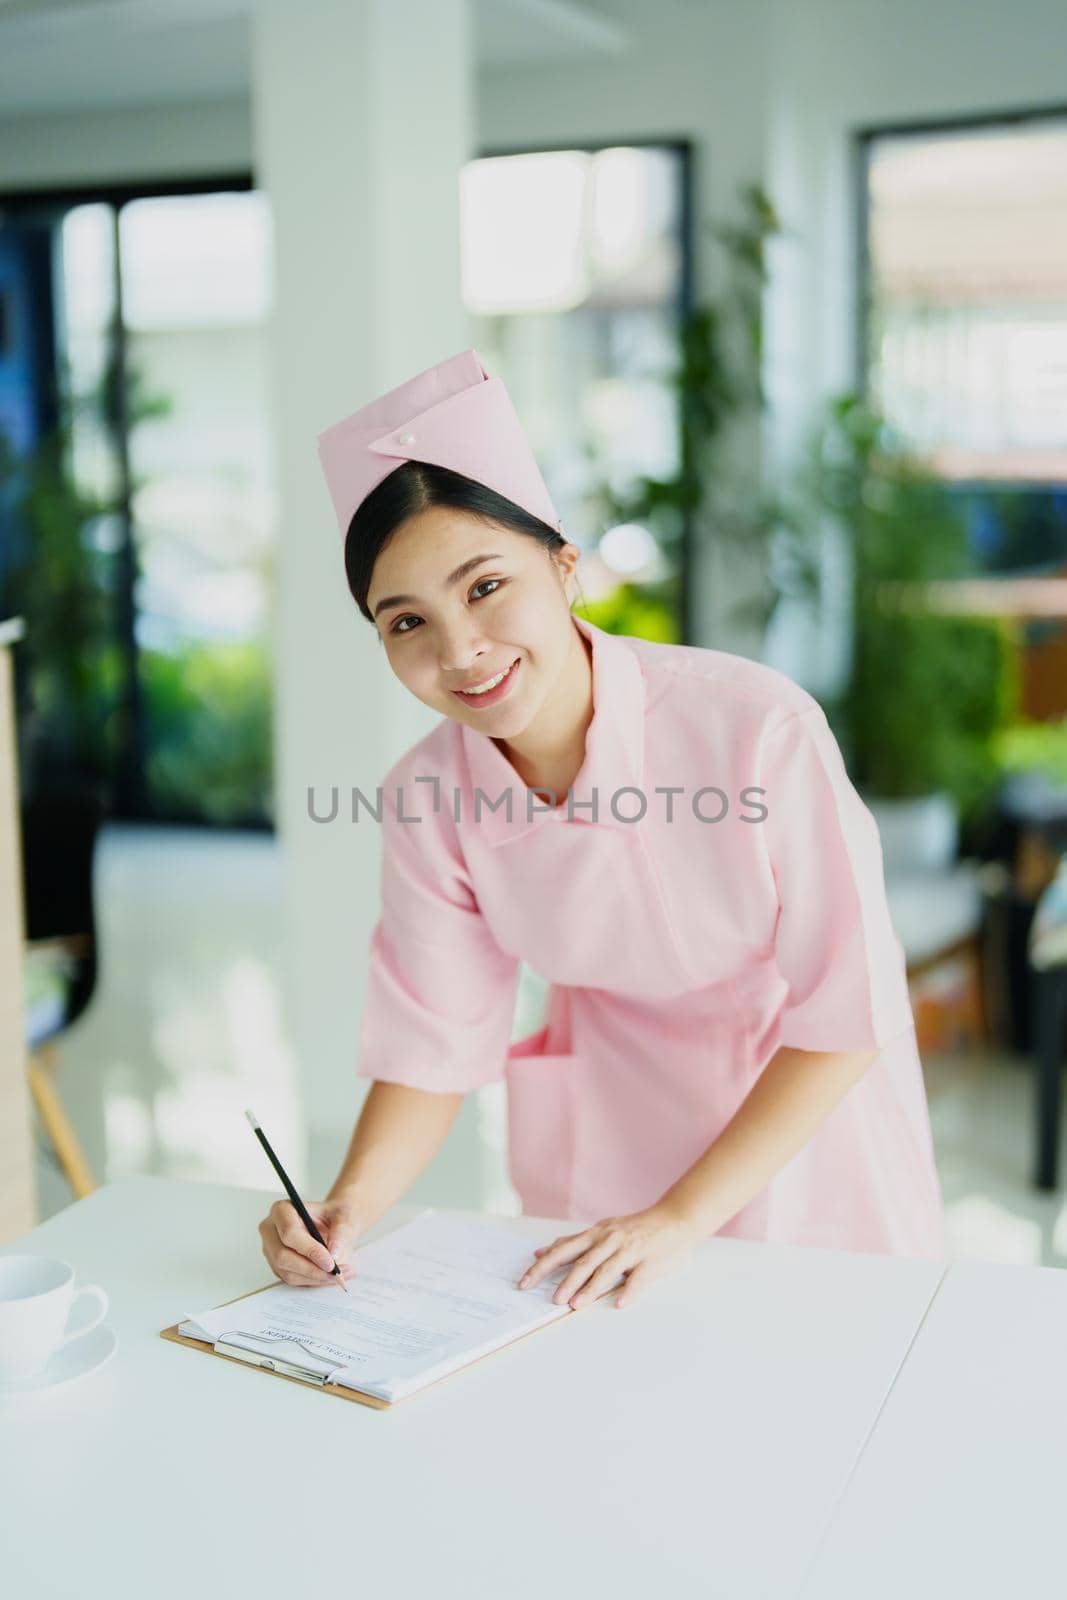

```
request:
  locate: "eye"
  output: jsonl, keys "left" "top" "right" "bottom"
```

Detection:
{"left": 388, "top": 577, "right": 504, "bottom": 636}
{"left": 472, "top": 578, "right": 504, "bottom": 600}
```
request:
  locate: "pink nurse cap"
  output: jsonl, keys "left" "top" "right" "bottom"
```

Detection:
{"left": 316, "top": 348, "right": 561, "bottom": 539}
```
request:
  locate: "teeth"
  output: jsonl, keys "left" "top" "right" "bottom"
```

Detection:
{"left": 462, "top": 664, "right": 511, "bottom": 695}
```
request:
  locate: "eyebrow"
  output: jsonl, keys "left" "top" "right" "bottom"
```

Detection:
{"left": 372, "top": 554, "right": 503, "bottom": 621}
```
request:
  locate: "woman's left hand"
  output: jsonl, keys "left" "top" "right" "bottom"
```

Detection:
{"left": 516, "top": 1201, "right": 702, "bottom": 1310}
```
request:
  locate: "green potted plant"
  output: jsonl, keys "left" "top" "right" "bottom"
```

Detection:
{"left": 0, "top": 361, "right": 172, "bottom": 810}
{"left": 799, "top": 394, "right": 1017, "bottom": 868}
{"left": 600, "top": 183, "right": 792, "bottom": 647}
{"left": 0, "top": 412, "right": 119, "bottom": 803}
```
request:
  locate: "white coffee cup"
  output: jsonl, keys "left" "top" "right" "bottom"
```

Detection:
{"left": 0, "top": 1256, "right": 109, "bottom": 1386}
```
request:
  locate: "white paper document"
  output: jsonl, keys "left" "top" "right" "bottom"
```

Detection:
{"left": 180, "top": 1210, "right": 613, "bottom": 1402}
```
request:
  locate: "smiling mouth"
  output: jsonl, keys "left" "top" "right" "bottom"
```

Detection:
{"left": 452, "top": 657, "right": 521, "bottom": 706}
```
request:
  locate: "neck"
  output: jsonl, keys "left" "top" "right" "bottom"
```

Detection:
{"left": 495, "top": 621, "right": 594, "bottom": 801}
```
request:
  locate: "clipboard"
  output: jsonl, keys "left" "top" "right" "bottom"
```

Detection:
{"left": 161, "top": 1282, "right": 390, "bottom": 1409}
{"left": 160, "top": 1277, "right": 585, "bottom": 1411}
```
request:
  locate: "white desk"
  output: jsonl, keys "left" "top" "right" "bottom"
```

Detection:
{"left": 1, "top": 1177, "right": 946, "bottom": 1599}
{"left": 803, "top": 1259, "right": 1067, "bottom": 1598}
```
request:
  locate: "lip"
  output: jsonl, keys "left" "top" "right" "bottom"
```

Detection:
{"left": 451, "top": 657, "right": 521, "bottom": 709}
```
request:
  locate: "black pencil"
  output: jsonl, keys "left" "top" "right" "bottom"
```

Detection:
{"left": 244, "top": 1109, "right": 349, "bottom": 1293}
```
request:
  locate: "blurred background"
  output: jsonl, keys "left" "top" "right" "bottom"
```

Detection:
{"left": 1, "top": 0, "right": 1066, "bottom": 1267}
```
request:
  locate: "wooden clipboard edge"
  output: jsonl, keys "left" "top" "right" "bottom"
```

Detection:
{"left": 160, "top": 1276, "right": 600, "bottom": 1410}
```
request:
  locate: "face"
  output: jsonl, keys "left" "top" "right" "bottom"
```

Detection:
{"left": 366, "top": 505, "right": 582, "bottom": 741}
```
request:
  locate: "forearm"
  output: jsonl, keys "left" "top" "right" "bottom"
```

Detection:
{"left": 658, "top": 1043, "right": 879, "bottom": 1235}
{"left": 326, "top": 1079, "right": 464, "bottom": 1226}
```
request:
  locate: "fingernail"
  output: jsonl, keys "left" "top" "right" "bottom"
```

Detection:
{"left": 518, "top": 1274, "right": 530, "bottom": 1288}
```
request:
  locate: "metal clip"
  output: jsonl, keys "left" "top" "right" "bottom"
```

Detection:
{"left": 215, "top": 1338, "right": 329, "bottom": 1387}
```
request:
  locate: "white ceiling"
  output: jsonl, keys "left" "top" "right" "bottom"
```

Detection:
{"left": 0, "top": 0, "right": 632, "bottom": 120}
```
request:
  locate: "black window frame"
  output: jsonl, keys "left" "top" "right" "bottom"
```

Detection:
{"left": 0, "top": 171, "right": 266, "bottom": 830}
{"left": 854, "top": 100, "right": 1067, "bottom": 399}
{"left": 854, "top": 103, "right": 1067, "bottom": 582}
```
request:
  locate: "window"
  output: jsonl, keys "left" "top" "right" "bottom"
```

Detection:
{"left": 462, "top": 142, "right": 691, "bottom": 641}
{"left": 861, "top": 114, "right": 1067, "bottom": 576}
{"left": 0, "top": 181, "right": 274, "bottom": 826}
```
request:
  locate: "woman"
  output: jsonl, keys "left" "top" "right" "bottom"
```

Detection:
{"left": 258, "top": 350, "right": 945, "bottom": 1310}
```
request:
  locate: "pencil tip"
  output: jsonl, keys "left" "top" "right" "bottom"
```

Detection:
{"left": 244, "top": 1109, "right": 259, "bottom": 1129}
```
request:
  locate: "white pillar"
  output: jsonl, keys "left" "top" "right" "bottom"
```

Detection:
{"left": 250, "top": 0, "right": 473, "bottom": 1181}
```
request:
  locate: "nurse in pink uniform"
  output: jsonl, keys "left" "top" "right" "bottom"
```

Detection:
{"left": 257, "top": 350, "right": 945, "bottom": 1310}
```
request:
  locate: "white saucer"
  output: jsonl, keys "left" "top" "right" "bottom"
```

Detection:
{"left": 0, "top": 1325, "right": 117, "bottom": 1399}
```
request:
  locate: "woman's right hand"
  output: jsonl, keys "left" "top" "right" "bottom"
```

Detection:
{"left": 258, "top": 1196, "right": 364, "bottom": 1287}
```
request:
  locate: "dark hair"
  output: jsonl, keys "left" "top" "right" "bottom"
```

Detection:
{"left": 344, "top": 461, "right": 568, "bottom": 624}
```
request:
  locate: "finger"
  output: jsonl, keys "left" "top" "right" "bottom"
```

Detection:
{"left": 321, "top": 1206, "right": 358, "bottom": 1258}
{"left": 270, "top": 1238, "right": 338, "bottom": 1286}
{"left": 571, "top": 1250, "right": 635, "bottom": 1309}
{"left": 615, "top": 1262, "right": 653, "bottom": 1308}
{"left": 517, "top": 1237, "right": 566, "bottom": 1287}
{"left": 273, "top": 1217, "right": 336, "bottom": 1276}
{"left": 328, "top": 1233, "right": 356, "bottom": 1268}
{"left": 275, "top": 1260, "right": 335, "bottom": 1288}
{"left": 553, "top": 1237, "right": 621, "bottom": 1305}
{"left": 275, "top": 1265, "right": 334, "bottom": 1288}
{"left": 518, "top": 1230, "right": 594, "bottom": 1290}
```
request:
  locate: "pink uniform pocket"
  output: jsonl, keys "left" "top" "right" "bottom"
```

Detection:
{"left": 505, "top": 1027, "right": 579, "bottom": 1220}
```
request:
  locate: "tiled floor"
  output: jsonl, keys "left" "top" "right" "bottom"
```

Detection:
{"left": 925, "top": 1049, "right": 1067, "bottom": 1267}
{"left": 31, "top": 824, "right": 1067, "bottom": 1269}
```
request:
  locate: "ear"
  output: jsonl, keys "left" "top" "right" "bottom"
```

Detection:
{"left": 551, "top": 540, "right": 581, "bottom": 593}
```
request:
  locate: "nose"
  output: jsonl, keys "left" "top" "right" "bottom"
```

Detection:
{"left": 436, "top": 617, "right": 489, "bottom": 676}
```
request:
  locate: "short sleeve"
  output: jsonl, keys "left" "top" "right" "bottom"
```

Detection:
{"left": 760, "top": 706, "right": 915, "bottom": 1054}
{"left": 356, "top": 781, "right": 520, "bottom": 1093}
